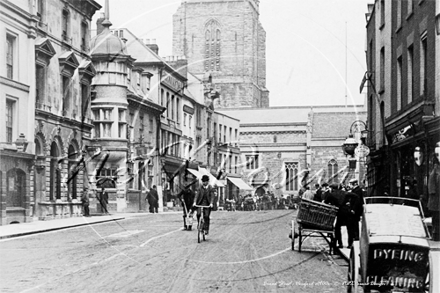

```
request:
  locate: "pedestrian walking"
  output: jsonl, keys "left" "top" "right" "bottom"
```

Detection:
{"left": 81, "top": 187, "right": 90, "bottom": 217}
{"left": 428, "top": 151, "right": 440, "bottom": 241}
{"left": 146, "top": 185, "right": 159, "bottom": 213}
{"left": 193, "top": 175, "right": 215, "bottom": 235}
{"left": 177, "top": 180, "right": 196, "bottom": 230}
{"left": 100, "top": 187, "right": 109, "bottom": 214}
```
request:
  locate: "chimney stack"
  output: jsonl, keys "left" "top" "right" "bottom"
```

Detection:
{"left": 146, "top": 39, "right": 159, "bottom": 55}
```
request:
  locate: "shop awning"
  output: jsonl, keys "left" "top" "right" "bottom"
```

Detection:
{"left": 187, "top": 168, "right": 203, "bottom": 178}
{"left": 227, "top": 177, "right": 253, "bottom": 190}
{"left": 198, "top": 167, "right": 225, "bottom": 187}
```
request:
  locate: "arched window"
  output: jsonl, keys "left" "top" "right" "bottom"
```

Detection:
{"left": 204, "top": 20, "right": 221, "bottom": 72}
{"left": 285, "top": 162, "right": 298, "bottom": 191}
{"left": 327, "top": 159, "right": 339, "bottom": 184}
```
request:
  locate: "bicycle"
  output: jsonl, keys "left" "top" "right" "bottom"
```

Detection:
{"left": 193, "top": 205, "right": 210, "bottom": 243}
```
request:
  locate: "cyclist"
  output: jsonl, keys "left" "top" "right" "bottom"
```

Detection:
{"left": 193, "top": 175, "right": 215, "bottom": 235}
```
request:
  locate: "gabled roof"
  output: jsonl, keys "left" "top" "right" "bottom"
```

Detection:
{"left": 113, "top": 28, "right": 186, "bottom": 81}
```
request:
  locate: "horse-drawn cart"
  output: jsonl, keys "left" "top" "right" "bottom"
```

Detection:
{"left": 290, "top": 198, "right": 339, "bottom": 253}
{"left": 347, "top": 197, "right": 434, "bottom": 293}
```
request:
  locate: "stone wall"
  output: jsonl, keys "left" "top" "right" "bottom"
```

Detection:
{"left": 172, "top": 0, "right": 268, "bottom": 108}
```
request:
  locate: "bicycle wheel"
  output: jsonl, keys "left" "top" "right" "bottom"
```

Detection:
{"left": 198, "top": 217, "right": 204, "bottom": 243}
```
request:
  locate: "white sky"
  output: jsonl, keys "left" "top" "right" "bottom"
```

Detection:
{"left": 92, "top": 0, "right": 368, "bottom": 107}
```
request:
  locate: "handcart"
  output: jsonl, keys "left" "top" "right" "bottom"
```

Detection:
{"left": 290, "top": 198, "right": 338, "bottom": 254}
{"left": 347, "top": 197, "right": 435, "bottom": 293}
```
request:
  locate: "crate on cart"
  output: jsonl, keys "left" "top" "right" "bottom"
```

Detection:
{"left": 296, "top": 198, "right": 338, "bottom": 230}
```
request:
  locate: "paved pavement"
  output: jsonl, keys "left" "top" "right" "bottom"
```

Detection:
{"left": 0, "top": 211, "right": 180, "bottom": 240}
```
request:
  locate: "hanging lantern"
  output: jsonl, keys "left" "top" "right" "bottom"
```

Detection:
{"left": 414, "top": 146, "right": 423, "bottom": 166}
{"left": 342, "top": 134, "right": 358, "bottom": 156}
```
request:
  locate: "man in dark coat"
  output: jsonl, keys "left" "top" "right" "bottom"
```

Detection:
{"left": 177, "top": 181, "right": 196, "bottom": 230}
{"left": 193, "top": 175, "right": 215, "bottom": 235}
{"left": 146, "top": 185, "right": 159, "bottom": 213}
{"left": 349, "top": 179, "right": 364, "bottom": 203}
{"left": 99, "top": 187, "right": 109, "bottom": 214}
{"left": 324, "top": 183, "right": 350, "bottom": 248}
{"left": 343, "top": 191, "right": 363, "bottom": 247}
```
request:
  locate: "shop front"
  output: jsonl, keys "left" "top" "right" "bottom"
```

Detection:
{"left": 161, "top": 156, "right": 186, "bottom": 209}
{"left": 226, "top": 176, "right": 253, "bottom": 202}
{"left": 386, "top": 116, "right": 440, "bottom": 206}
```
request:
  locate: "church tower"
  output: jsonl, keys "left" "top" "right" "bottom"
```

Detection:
{"left": 172, "top": 0, "right": 269, "bottom": 108}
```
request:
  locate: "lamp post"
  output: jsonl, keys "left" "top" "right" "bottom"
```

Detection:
{"left": 342, "top": 120, "right": 370, "bottom": 183}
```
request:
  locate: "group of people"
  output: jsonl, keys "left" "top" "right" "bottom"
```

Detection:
{"left": 80, "top": 187, "right": 109, "bottom": 217}
{"left": 301, "top": 179, "right": 365, "bottom": 249}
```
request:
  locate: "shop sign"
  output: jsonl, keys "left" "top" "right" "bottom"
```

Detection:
{"left": 355, "top": 144, "right": 370, "bottom": 158}
{"left": 163, "top": 74, "right": 183, "bottom": 92}
{"left": 392, "top": 125, "right": 414, "bottom": 144}
{"left": 365, "top": 243, "right": 429, "bottom": 292}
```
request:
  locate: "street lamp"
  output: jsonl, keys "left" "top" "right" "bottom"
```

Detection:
{"left": 342, "top": 120, "right": 370, "bottom": 180}
{"left": 342, "top": 134, "right": 358, "bottom": 156}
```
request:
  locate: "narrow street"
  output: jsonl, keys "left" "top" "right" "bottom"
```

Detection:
{"left": 0, "top": 210, "right": 348, "bottom": 293}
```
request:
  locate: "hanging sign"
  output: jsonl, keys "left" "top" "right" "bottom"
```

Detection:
{"left": 355, "top": 144, "right": 370, "bottom": 158}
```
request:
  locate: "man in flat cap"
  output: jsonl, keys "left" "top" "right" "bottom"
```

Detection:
{"left": 193, "top": 175, "right": 215, "bottom": 235}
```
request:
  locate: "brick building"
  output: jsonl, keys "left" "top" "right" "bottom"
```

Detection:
{"left": 364, "top": 0, "right": 440, "bottom": 197}
{"left": 172, "top": 0, "right": 269, "bottom": 109}
{"left": 219, "top": 106, "right": 366, "bottom": 198}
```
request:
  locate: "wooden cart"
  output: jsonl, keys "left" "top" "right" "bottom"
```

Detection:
{"left": 347, "top": 197, "right": 432, "bottom": 293}
{"left": 290, "top": 198, "right": 338, "bottom": 254}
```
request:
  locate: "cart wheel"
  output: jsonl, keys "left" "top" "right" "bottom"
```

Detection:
{"left": 291, "top": 220, "right": 295, "bottom": 250}
{"left": 347, "top": 243, "right": 360, "bottom": 293}
{"left": 298, "top": 224, "right": 302, "bottom": 252}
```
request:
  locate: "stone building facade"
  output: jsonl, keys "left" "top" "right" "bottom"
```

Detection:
{"left": 220, "top": 106, "right": 366, "bottom": 198}
{"left": 172, "top": 0, "right": 269, "bottom": 109}
{"left": 0, "top": 0, "right": 101, "bottom": 225}
{"left": 0, "top": 0, "right": 39, "bottom": 225}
